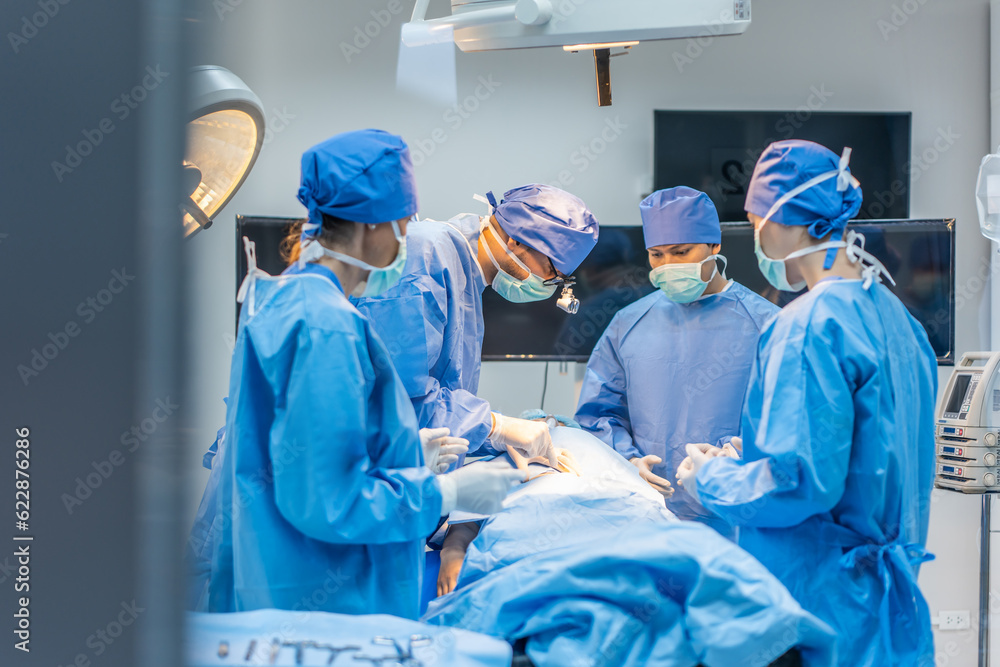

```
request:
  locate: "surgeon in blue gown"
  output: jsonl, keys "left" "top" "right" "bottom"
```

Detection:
{"left": 574, "top": 187, "right": 778, "bottom": 536}
{"left": 352, "top": 185, "right": 599, "bottom": 465}
{"left": 676, "top": 140, "right": 937, "bottom": 666}
{"left": 194, "top": 130, "right": 523, "bottom": 618}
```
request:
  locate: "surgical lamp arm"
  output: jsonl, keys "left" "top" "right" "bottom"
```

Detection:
{"left": 404, "top": 0, "right": 553, "bottom": 46}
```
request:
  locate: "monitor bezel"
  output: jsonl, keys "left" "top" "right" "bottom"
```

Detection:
{"left": 483, "top": 218, "right": 955, "bottom": 365}
{"left": 234, "top": 215, "right": 955, "bottom": 366}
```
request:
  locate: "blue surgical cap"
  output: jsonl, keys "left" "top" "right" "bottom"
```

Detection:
{"left": 640, "top": 187, "right": 721, "bottom": 249}
{"left": 489, "top": 185, "right": 599, "bottom": 275}
{"left": 297, "top": 129, "right": 418, "bottom": 241}
{"left": 745, "top": 139, "right": 862, "bottom": 241}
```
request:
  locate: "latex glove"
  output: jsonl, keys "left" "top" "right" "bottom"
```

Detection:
{"left": 420, "top": 427, "right": 470, "bottom": 474}
{"left": 490, "top": 412, "right": 558, "bottom": 468}
{"left": 676, "top": 443, "right": 714, "bottom": 503}
{"left": 687, "top": 441, "right": 724, "bottom": 457}
{"left": 437, "top": 460, "right": 526, "bottom": 516}
{"left": 555, "top": 448, "right": 582, "bottom": 476}
{"left": 725, "top": 436, "right": 743, "bottom": 457}
{"left": 629, "top": 455, "right": 674, "bottom": 498}
{"left": 437, "top": 547, "right": 465, "bottom": 597}
{"left": 721, "top": 436, "right": 742, "bottom": 459}
{"left": 506, "top": 446, "right": 582, "bottom": 476}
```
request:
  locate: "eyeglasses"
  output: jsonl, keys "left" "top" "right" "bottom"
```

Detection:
{"left": 542, "top": 271, "right": 575, "bottom": 288}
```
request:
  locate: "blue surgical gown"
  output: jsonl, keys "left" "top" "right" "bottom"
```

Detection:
{"left": 695, "top": 278, "right": 937, "bottom": 666}
{"left": 353, "top": 217, "right": 495, "bottom": 455}
{"left": 186, "top": 423, "right": 226, "bottom": 611}
{"left": 575, "top": 281, "right": 779, "bottom": 534}
{"left": 202, "top": 262, "right": 442, "bottom": 618}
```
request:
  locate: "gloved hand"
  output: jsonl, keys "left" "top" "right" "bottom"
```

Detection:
{"left": 554, "top": 448, "right": 582, "bottom": 476}
{"left": 420, "top": 427, "right": 470, "bottom": 474}
{"left": 676, "top": 443, "right": 714, "bottom": 503}
{"left": 506, "top": 446, "right": 582, "bottom": 476}
{"left": 687, "top": 441, "right": 724, "bottom": 457}
{"left": 437, "top": 460, "right": 526, "bottom": 516}
{"left": 490, "top": 412, "right": 558, "bottom": 468}
{"left": 721, "top": 436, "right": 742, "bottom": 459}
{"left": 629, "top": 455, "right": 674, "bottom": 498}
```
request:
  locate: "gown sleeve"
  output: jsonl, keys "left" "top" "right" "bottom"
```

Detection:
{"left": 575, "top": 324, "right": 642, "bottom": 461}
{"left": 408, "top": 278, "right": 494, "bottom": 453}
{"left": 695, "top": 320, "right": 856, "bottom": 528}
{"left": 360, "top": 258, "right": 495, "bottom": 455}
{"left": 270, "top": 324, "right": 443, "bottom": 544}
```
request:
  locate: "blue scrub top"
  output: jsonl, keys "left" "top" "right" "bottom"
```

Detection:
{"left": 353, "top": 217, "right": 495, "bottom": 456}
{"left": 696, "top": 279, "right": 938, "bottom": 666}
{"left": 575, "top": 281, "right": 779, "bottom": 535}
{"left": 203, "top": 262, "right": 442, "bottom": 618}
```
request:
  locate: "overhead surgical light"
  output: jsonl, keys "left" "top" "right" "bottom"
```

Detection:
{"left": 399, "top": 0, "right": 751, "bottom": 107}
{"left": 182, "top": 66, "right": 265, "bottom": 238}
{"left": 562, "top": 42, "right": 640, "bottom": 52}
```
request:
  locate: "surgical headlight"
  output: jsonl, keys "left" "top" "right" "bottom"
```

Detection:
{"left": 545, "top": 275, "right": 579, "bottom": 314}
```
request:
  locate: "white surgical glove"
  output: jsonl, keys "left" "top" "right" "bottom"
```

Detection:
{"left": 419, "top": 427, "right": 470, "bottom": 474}
{"left": 721, "top": 436, "right": 742, "bottom": 459}
{"left": 676, "top": 443, "right": 714, "bottom": 503}
{"left": 437, "top": 460, "right": 526, "bottom": 516}
{"left": 490, "top": 412, "right": 558, "bottom": 468}
{"left": 629, "top": 455, "right": 674, "bottom": 498}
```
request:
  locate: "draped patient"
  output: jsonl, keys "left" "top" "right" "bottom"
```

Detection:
{"left": 436, "top": 413, "right": 672, "bottom": 595}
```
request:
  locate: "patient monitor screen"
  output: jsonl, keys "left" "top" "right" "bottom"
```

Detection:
{"left": 944, "top": 374, "right": 972, "bottom": 416}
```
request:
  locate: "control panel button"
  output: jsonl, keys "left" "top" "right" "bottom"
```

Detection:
{"left": 986, "top": 432, "right": 996, "bottom": 446}
{"left": 986, "top": 473, "right": 996, "bottom": 487}
{"left": 986, "top": 453, "right": 996, "bottom": 467}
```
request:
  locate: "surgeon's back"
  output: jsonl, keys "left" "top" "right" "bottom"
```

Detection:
{"left": 737, "top": 278, "right": 937, "bottom": 666}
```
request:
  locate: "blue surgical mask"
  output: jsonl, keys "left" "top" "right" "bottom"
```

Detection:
{"left": 306, "top": 219, "right": 408, "bottom": 297}
{"left": 481, "top": 219, "right": 557, "bottom": 303}
{"left": 649, "top": 254, "right": 726, "bottom": 303}
{"left": 754, "top": 220, "right": 843, "bottom": 293}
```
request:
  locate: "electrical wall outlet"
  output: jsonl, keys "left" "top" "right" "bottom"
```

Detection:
{"left": 937, "top": 610, "right": 972, "bottom": 631}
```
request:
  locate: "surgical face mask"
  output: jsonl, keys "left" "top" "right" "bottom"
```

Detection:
{"left": 754, "top": 224, "right": 811, "bottom": 292}
{"left": 481, "top": 219, "right": 557, "bottom": 303}
{"left": 754, "top": 220, "right": 893, "bottom": 292}
{"left": 649, "top": 254, "right": 726, "bottom": 303}
{"left": 304, "top": 219, "right": 408, "bottom": 297}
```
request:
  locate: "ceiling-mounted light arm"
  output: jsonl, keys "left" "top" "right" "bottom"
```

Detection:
{"left": 562, "top": 42, "right": 637, "bottom": 108}
{"left": 403, "top": 0, "right": 553, "bottom": 46}
{"left": 594, "top": 48, "right": 611, "bottom": 107}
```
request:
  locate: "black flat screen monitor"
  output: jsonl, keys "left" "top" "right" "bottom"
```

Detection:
{"left": 235, "top": 215, "right": 301, "bottom": 325}
{"left": 654, "top": 110, "right": 912, "bottom": 222}
{"left": 481, "top": 219, "right": 955, "bottom": 365}
{"left": 234, "top": 215, "right": 955, "bottom": 366}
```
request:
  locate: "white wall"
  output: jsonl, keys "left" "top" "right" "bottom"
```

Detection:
{"left": 188, "top": 1, "right": 992, "bottom": 663}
